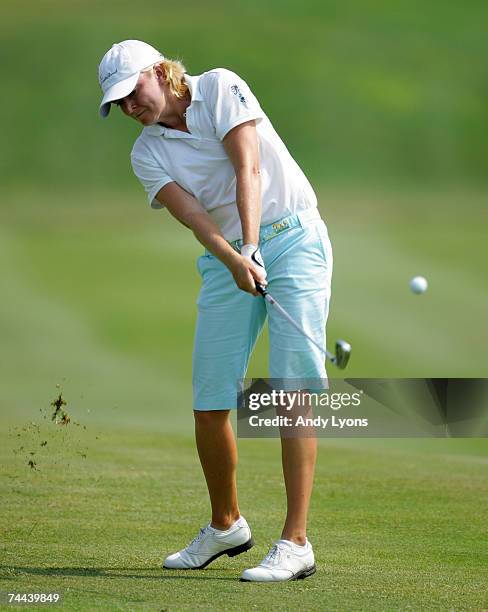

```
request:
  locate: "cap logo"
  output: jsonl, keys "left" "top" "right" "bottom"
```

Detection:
{"left": 101, "top": 69, "right": 118, "bottom": 85}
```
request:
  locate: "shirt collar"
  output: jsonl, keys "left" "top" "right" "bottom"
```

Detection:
{"left": 144, "top": 73, "right": 202, "bottom": 137}
{"left": 184, "top": 73, "right": 203, "bottom": 102}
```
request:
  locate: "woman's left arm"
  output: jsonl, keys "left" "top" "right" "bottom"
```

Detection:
{"left": 223, "top": 120, "right": 261, "bottom": 247}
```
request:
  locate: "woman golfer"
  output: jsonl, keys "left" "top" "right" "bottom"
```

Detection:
{"left": 98, "top": 40, "right": 332, "bottom": 582}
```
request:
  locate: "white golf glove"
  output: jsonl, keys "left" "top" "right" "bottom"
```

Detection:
{"left": 240, "top": 244, "right": 268, "bottom": 282}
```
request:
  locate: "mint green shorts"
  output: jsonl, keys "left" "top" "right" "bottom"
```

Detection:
{"left": 192, "top": 208, "right": 333, "bottom": 410}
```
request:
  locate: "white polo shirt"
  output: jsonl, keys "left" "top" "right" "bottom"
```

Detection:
{"left": 131, "top": 68, "right": 318, "bottom": 241}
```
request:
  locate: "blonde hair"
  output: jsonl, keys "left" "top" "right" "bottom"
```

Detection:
{"left": 143, "top": 58, "right": 189, "bottom": 99}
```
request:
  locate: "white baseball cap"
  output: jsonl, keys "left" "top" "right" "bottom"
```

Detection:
{"left": 98, "top": 40, "right": 164, "bottom": 118}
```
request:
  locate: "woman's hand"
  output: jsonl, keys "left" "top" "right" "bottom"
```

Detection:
{"left": 240, "top": 245, "right": 267, "bottom": 281}
{"left": 230, "top": 254, "right": 267, "bottom": 296}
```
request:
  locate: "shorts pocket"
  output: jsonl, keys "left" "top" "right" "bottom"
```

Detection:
{"left": 315, "top": 222, "right": 333, "bottom": 267}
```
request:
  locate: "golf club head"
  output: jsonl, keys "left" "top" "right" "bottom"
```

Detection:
{"left": 334, "top": 339, "right": 351, "bottom": 369}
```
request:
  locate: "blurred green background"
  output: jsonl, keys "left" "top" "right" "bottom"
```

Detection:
{"left": 1, "top": 0, "right": 487, "bottom": 428}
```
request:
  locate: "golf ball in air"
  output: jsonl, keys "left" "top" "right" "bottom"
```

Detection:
{"left": 410, "top": 276, "right": 428, "bottom": 294}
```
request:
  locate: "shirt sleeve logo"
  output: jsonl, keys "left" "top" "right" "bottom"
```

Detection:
{"left": 231, "top": 84, "right": 248, "bottom": 106}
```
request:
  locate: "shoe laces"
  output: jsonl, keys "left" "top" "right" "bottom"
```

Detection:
{"left": 263, "top": 543, "right": 284, "bottom": 567}
{"left": 188, "top": 527, "right": 208, "bottom": 552}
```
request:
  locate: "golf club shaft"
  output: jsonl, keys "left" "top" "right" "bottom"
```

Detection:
{"left": 256, "top": 283, "right": 335, "bottom": 363}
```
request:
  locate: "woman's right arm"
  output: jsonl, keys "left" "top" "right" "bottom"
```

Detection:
{"left": 156, "top": 182, "right": 264, "bottom": 295}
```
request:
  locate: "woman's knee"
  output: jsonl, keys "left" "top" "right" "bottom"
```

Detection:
{"left": 194, "top": 409, "right": 231, "bottom": 427}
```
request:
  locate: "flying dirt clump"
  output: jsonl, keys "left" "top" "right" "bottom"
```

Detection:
{"left": 51, "top": 393, "right": 70, "bottom": 425}
{"left": 11, "top": 386, "right": 89, "bottom": 471}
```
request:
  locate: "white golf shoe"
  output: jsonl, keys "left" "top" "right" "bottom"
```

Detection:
{"left": 163, "top": 516, "right": 254, "bottom": 570}
{"left": 240, "top": 538, "right": 316, "bottom": 582}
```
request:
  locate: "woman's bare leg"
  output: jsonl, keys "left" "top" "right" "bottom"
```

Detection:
{"left": 280, "top": 434, "right": 317, "bottom": 545}
{"left": 278, "top": 395, "right": 317, "bottom": 545}
{"left": 194, "top": 409, "right": 241, "bottom": 530}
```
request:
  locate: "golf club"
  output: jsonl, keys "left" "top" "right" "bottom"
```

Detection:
{"left": 255, "top": 282, "right": 351, "bottom": 369}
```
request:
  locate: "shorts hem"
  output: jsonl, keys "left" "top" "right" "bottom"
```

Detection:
{"left": 193, "top": 393, "right": 239, "bottom": 411}
{"left": 193, "top": 404, "right": 239, "bottom": 411}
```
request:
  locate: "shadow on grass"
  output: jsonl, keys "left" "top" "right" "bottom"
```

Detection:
{"left": 0, "top": 566, "right": 236, "bottom": 581}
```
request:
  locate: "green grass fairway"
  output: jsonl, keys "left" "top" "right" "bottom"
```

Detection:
{"left": 1, "top": 421, "right": 487, "bottom": 611}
